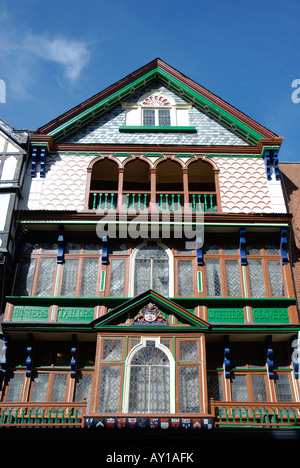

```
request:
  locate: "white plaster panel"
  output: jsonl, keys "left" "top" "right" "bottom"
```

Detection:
{"left": 38, "top": 153, "right": 96, "bottom": 211}
{"left": 0, "top": 193, "right": 10, "bottom": 230}
{"left": 214, "top": 157, "right": 273, "bottom": 213}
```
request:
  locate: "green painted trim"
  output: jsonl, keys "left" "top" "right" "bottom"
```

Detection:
{"left": 119, "top": 125, "right": 197, "bottom": 133}
{"left": 18, "top": 220, "right": 291, "bottom": 228}
{"left": 7, "top": 296, "right": 297, "bottom": 305}
{"left": 197, "top": 271, "right": 202, "bottom": 293}
{"left": 46, "top": 67, "right": 266, "bottom": 144}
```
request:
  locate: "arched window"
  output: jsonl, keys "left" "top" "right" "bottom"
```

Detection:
{"left": 124, "top": 338, "right": 174, "bottom": 413}
{"left": 132, "top": 243, "right": 172, "bottom": 296}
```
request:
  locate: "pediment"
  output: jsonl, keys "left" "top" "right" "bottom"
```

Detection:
{"left": 31, "top": 58, "right": 282, "bottom": 150}
{"left": 92, "top": 290, "right": 210, "bottom": 329}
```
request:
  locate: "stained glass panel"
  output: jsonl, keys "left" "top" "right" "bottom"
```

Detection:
{"left": 231, "top": 374, "right": 248, "bottom": 401}
{"left": 179, "top": 341, "right": 199, "bottom": 361}
{"left": 75, "top": 373, "right": 93, "bottom": 412}
{"left": 103, "top": 340, "right": 123, "bottom": 360}
{"left": 275, "top": 374, "right": 293, "bottom": 402}
{"left": 6, "top": 373, "right": 24, "bottom": 402}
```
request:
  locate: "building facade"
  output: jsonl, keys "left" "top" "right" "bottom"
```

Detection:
{"left": 0, "top": 119, "right": 28, "bottom": 319}
{"left": 0, "top": 59, "right": 299, "bottom": 448}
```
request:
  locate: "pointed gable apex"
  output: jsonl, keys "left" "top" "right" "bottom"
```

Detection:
{"left": 92, "top": 290, "right": 210, "bottom": 329}
{"left": 30, "top": 58, "right": 282, "bottom": 148}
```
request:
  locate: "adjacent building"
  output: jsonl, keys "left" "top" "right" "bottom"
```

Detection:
{"left": 0, "top": 59, "right": 299, "bottom": 448}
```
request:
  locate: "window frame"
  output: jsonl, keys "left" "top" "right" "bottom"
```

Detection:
{"left": 129, "top": 242, "right": 174, "bottom": 297}
{"left": 122, "top": 337, "right": 175, "bottom": 414}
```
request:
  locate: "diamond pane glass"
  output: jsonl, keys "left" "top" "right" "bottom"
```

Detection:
{"left": 16, "top": 258, "right": 36, "bottom": 295}
{"left": 205, "top": 259, "right": 221, "bottom": 296}
{"left": 248, "top": 259, "right": 266, "bottom": 297}
{"left": 179, "top": 341, "right": 199, "bottom": 361}
{"left": 207, "top": 373, "right": 224, "bottom": 401}
{"left": 75, "top": 373, "right": 93, "bottom": 412}
{"left": 36, "top": 258, "right": 56, "bottom": 296}
{"left": 30, "top": 373, "right": 49, "bottom": 402}
{"left": 232, "top": 374, "right": 248, "bottom": 401}
{"left": 143, "top": 109, "right": 155, "bottom": 125}
{"left": 179, "top": 366, "right": 200, "bottom": 412}
{"left": 267, "top": 260, "right": 285, "bottom": 296}
{"left": 6, "top": 373, "right": 24, "bottom": 402}
{"left": 158, "top": 109, "right": 171, "bottom": 126}
{"left": 178, "top": 261, "right": 193, "bottom": 296}
{"left": 225, "top": 260, "right": 241, "bottom": 296}
{"left": 128, "top": 343, "right": 170, "bottom": 413}
{"left": 251, "top": 375, "right": 267, "bottom": 402}
{"left": 134, "top": 246, "right": 169, "bottom": 296}
{"left": 275, "top": 374, "right": 293, "bottom": 402}
{"left": 98, "top": 366, "right": 121, "bottom": 412}
{"left": 103, "top": 340, "right": 123, "bottom": 360}
{"left": 61, "top": 259, "right": 78, "bottom": 296}
{"left": 51, "top": 374, "right": 67, "bottom": 402}
{"left": 80, "top": 258, "right": 99, "bottom": 297}
{"left": 109, "top": 259, "right": 125, "bottom": 296}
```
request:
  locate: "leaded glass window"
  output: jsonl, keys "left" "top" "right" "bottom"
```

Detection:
{"left": 134, "top": 245, "right": 169, "bottom": 296}
{"left": 275, "top": 374, "right": 293, "bottom": 402}
{"left": 251, "top": 375, "right": 267, "bottom": 402}
{"left": 80, "top": 258, "right": 99, "bottom": 297}
{"left": 231, "top": 374, "right": 248, "bottom": 401}
{"left": 205, "top": 259, "right": 221, "bottom": 296}
{"left": 225, "top": 260, "right": 241, "bottom": 296}
{"left": 178, "top": 366, "right": 201, "bottom": 412}
{"left": 103, "top": 340, "right": 123, "bottom": 360}
{"left": 75, "top": 373, "right": 93, "bottom": 412}
{"left": 158, "top": 109, "right": 171, "bottom": 126}
{"left": 128, "top": 342, "right": 170, "bottom": 413}
{"left": 267, "top": 260, "right": 285, "bottom": 296}
{"left": 98, "top": 366, "right": 121, "bottom": 412}
{"left": 248, "top": 259, "right": 266, "bottom": 297}
{"left": 110, "top": 259, "right": 125, "bottom": 296}
{"left": 178, "top": 261, "right": 193, "bottom": 296}
{"left": 16, "top": 258, "right": 36, "bottom": 295}
{"left": 36, "top": 258, "right": 56, "bottom": 296}
{"left": 179, "top": 341, "right": 199, "bottom": 361}
{"left": 5, "top": 373, "right": 24, "bottom": 402}
{"left": 61, "top": 259, "right": 78, "bottom": 296}
{"left": 30, "top": 373, "right": 49, "bottom": 402}
{"left": 207, "top": 373, "right": 224, "bottom": 401}
{"left": 51, "top": 374, "right": 67, "bottom": 402}
{"left": 143, "top": 109, "right": 155, "bottom": 126}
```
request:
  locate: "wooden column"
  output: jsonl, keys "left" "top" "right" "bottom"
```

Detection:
{"left": 182, "top": 167, "right": 189, "bottom": 207}
{"left": 117, "top": 167, "right": 125, "bottom": 212}
{"left": 150, "top": 167, "right": 157, "bottom": 212}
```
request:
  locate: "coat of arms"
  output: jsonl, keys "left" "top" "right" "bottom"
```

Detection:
{"left": 132, "top": 303, "right": 168, "bottom": 325}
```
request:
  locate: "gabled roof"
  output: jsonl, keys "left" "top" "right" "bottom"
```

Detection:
{"left": 30, "top": 58, "right": 282, "bottom": 148}
{"left": 92, "top": 289, "right": 210, "bottom": 329}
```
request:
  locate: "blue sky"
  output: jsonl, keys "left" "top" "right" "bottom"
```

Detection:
{"left": 0, "top": 0, "right": 300, "bottom": 161}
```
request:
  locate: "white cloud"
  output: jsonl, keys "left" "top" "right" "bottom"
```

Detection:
{"left": 0, "top": 23, "right": 91, "bottom": 99}
{"left": 22, "top": 34, "right": 90, "bottom": 82}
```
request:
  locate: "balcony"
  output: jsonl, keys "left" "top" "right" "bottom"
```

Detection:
{"left": 210, "top": 400, "right": 300, "bottom": 427}
{"left": 87, "top": 157, "right": 219, "bottom": 213}
{"left": 0, "top": 401, "right": 86, "bottom": 428}
{"left": 89, "top": 191, "right": 217, "bottom": 212}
